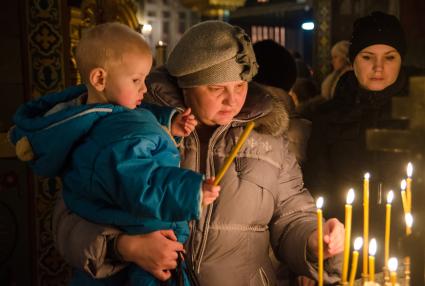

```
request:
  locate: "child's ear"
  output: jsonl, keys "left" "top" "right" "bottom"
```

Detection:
{"left": 89, "top": 68, "right": 107, "bottom": 92}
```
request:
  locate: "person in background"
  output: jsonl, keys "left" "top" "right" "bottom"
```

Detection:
{"left": 321, "top": 40, "right": 352, "bottom": 101}
{"left": 253, "top": 39, "right": 312, "bottom": 164}
{"left": 9, "top": 22, "right": 220, "bottom": 286}
{"left": 292, "top": 50, "right": 313, "bottom": 80}
{"left": 52, "top": 21, "right": 345, "bottom": 286}
{"left": 290, "top": 78, "right": 319, "bottom": 120}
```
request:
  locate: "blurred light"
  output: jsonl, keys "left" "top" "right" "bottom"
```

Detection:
{"left": 301, "top": 22, "right": 314, "bottom": 30}
{"left": 407, "top": 162, "right": 413, "bottom": 177}
{"left": 405, "top": 213, "right": 413, "bottom": 228}
{"left": 354, "top": 237, "right": 363, "bottom": 250}
{"left": 387, "top": 190, "right": 394, "bottom": 204}
{"left": 369, "top": 238, "right": 377, "bottom": 256}
{"left": 316, "top": 197, "right": 324, "bottom": 209}
{"left": 401, "top": 179, "right": 407, "bottom": 190}
{"left": 364, "top": 172, "right": 370, "bottom": 180}
{"left": 346, "top": 188, "right": 355, "bottom": 204}
{"left": 388, "top": 257, "right": 398, "bottom": 272}
{"left": 141, "top": 23, "right": 152, "bottom": 36}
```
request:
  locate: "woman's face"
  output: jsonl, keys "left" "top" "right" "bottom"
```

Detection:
{"left": 353, "top": 44, "right": 402, "bottom": 91}
{"left": 183, "top": 81, "right": 248, "bottom": 126}
{"left": 331, "top": 53, "right": 347, "bottom": 71}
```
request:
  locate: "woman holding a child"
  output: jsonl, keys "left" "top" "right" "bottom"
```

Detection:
{"left": 54, "top": 21, "right": 344, "bottom": 285}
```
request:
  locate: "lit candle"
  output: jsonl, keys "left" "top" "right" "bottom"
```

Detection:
{"left": 405, "top": 213, "right": 413, "bottom": 236}
{"left": 388, "top": 257, "right": 398, "bottom": 286}
{"left": 400, "top": 179, "right": 408, "bottom": 214}
{"left": 349, "top": 237, "right": 363, "bottom": 286}
{"left": 384, "top": 191, "right": 394, "bottom": 269}
{"left": 316, "top": 197, "right": 324, "bottom": 286}
{"left": 363, "top": 172, "right": 370, "bottom": 278}
{"left": 406, "top": 162, "right": 413, "bottom": 212}
{"left": 369, "top": 238, "right": 377, "bottom": 282}
{"left": 404, "top": 214, "right": 413, "bottom": 286}
{"left": 214, "top": 122, "right": 255, "bottom": 185}
{"left": 342, "top": 188, "right": 355, "bottom": 283}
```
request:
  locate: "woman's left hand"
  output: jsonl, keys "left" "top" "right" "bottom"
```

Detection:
{"left": 308, "top": 218, "right": 345, "bottom": 259}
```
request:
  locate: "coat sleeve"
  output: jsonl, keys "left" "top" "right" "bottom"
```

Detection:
{"left": 139, "top": 103, "right": 176, "bottom": 129}
{"left": 269, "top": 137, "right": 342, "bottom": 284}
{"left": 95, "top": 136, "right": 204, "bottom": 222}
{"left": 52, "top": 192, "right": 126, "bottom": 278}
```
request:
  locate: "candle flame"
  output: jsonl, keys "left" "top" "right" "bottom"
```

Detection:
{"left": 387, "top": 190, "right": 394, "bottom": 204}
{"left": 364, "top": 172, "right": 370, "bottom": 180}
{"left": 369, "top": 238, "right": 377, "bottom": 256}
{"left": 388, "top": 257, "right": 398, "bottom": 272}
{"left": 405, "top": 213, "right": 413, "bottom": 228}
{"left": 316, "top": 197, "right": 324, "bottom": 209}
{"left": 400, "top": 179, "right": 407, "bottom": 190}
{"left": 354, "top": 237, "right": 363, "bottom": 250}
{"left": 346, "top": 188, "right": 355, "bottom": 204}
{"left": 407, "top": 162, "right": 413, "bottom": 177}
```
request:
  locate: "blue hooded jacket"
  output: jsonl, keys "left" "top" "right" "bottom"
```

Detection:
{"left": 10, "top": 85, "right": 203, "bottom": 240}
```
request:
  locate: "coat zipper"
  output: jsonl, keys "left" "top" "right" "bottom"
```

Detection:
{"left": 194, "top": 123, "right": 230, "bottom": 273}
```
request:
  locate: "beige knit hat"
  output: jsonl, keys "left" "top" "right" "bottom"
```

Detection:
{"left": 166, "top": 21, "right": 258, "bottom": 88}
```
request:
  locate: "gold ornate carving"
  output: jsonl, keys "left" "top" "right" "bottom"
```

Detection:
{"left": 81, "top": 0, "right": 140, "bottom": 30}
{"left": 314, "top": 0, "right": 331, "bottom": 82}
{"left": 69, "top": 0, "right": 141, "bottom": 84}
{"left": 180, "top": 0, "right": 246, "bottom": 16}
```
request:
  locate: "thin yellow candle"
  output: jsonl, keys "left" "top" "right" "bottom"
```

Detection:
{"left": 406, "top": 162, "right": 413, "bottom": 212}
{"left": 316, "top": 197, "right": 324, "bottom": 286}
{"left": 349, "top": 237, "right": 363, "bottom": 286}
{"left": 342, "top": 188, "right": 355, "bottom": 283}
{"left": 368, "top": 238, "right": 377, "bottom": 282}
{"left": 214, "top": 122, "right": 255, "bottom": 185}
{"left": 363, "top": 172, "right": 370, "bottom": 278}
{"left": 405, "top": 213, "right": 413, "bottom": 236}
{"left": 404, "top": 214, "right": 413, "bottom": 286}
{"left": 400, "top": 179, "right": 408, "bottom": 214}
{"left": 388, "top": 257, "right": 398, "bottom": 286}
{"left": 384, "top": 191, "right": 394, "bottom": 268}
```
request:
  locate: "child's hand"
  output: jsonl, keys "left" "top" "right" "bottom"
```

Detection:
{"left": 171, "top": 108, "right": 197, "bottom": 137}
{"left": 202, "top": 177, "right": 220, "bottom": 207}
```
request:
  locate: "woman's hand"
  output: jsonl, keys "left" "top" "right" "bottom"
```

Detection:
{"left": 201, "top": 177, "right": 221, "bottom": 206}
{"left": 117, "top": 230, "right": 184, "bottom": 281}
{"left": 307, "top": 218, "right": 345, "bottom": 260}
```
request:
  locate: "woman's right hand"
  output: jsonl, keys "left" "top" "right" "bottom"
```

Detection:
{"left": 116, "top": 230, "right": 184, "bottom": 281}
{"left": 202, "top": 177, "right": 221, "bottom": 206}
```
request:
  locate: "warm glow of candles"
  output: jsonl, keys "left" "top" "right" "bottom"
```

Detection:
{"left": 363, "top": 173, "right": 370, "bottom": 278}
{"left": 369, "top": 238, "right": 377, "bottom": 282}
{"left": 316, "top": 197, "right": 324, "bottom": 286}
{"left": 405, "top": 213, "right": 413, "bottom": 236}
{"left": 388, "top": 257, "right": 398, "bottom": 286}
{"left": 406, "top": 162, "right": 413, "bottom": 213}
{"left": 214, "top": 122, "right": 255, "bottom": 185}
{"left": 400, "top": 179, "right": 408, "bottom": 214}
{"left": 349, "top": 237, "right": 363, "bottom": 286}
{"left": 385, "top": 190, "right": 394, "bottom": 269}
{"left": 342, "top": 188, "right": 355, "bottom": 283}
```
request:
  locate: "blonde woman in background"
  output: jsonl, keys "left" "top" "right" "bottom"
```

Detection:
{"left": 320, "top": 40, "right": 352, "bottom": 101}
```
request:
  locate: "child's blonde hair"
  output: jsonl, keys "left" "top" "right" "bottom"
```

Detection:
{"left": 76, "top": 22, "right": 151, "bottom": 84}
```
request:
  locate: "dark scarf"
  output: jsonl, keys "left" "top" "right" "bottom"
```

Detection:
{"left": 357, "top": 68, "right": 408, "bottom": 109}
